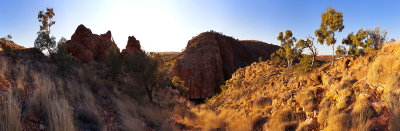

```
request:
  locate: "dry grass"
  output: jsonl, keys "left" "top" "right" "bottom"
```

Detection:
{"left": 0, "top": 90, "right": 22, "bottom": 131}
{"left": 48, "top": 97, "right": 76, "bottom": 131}
{"left": 0, "top": 56, "right": 7, "bottom": 80}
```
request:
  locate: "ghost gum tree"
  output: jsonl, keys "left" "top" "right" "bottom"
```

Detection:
{"left": 277, "top": 30, "right": 299, "bottom": 67}
{"left": 315, "top": 7, "right": 344, "bottom": 65}
{"left": 297, "top": 36, "right": 318, "bottom": 68}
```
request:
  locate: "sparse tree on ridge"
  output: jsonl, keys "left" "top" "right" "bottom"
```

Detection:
{"left": 297, "top": 36, "right": 318, "bottom": 69}
{"left": 277, "top": 30, "right": 299, "bottom": 67}
{"left": 315, "top": 7, "right": 344, "bottom": 65}
{"left": 34, "top": 8, "right": 57, "bottom": 56}
{"left": 6, "top": 35, "right": 12, "bottom": 40}
{"left": 368, "top": 25, "right": 387, "bottom": 50}
{"left": 342, "top": 29, "right": 370, "bottom": 56}
{"left": 38, "top": 8, "right": 55, "bottom": 34}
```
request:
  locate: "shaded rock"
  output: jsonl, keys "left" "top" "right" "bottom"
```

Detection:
{"left": 121, "top": 36, "right": 142, "bottom": 56}
{"left": 66, "top": 24, "right": 119, "bottom": 63}
{"left": 172, "top": 31, "right": 279, "bottom": 98}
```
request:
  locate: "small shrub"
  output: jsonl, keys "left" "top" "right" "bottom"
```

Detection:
{"left": 295, "top": 55, "right": 313, "bottom": 74}
{"left": 53, "top": 37, "right": 75, "bottom": 74}
{"left": 172, "top": 76, "right": 188, "bottom": 95}
{"left": 106, "top": 42, "right": 122, "bottom": 80}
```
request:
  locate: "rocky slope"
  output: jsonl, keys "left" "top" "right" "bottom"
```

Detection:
{"left": 173, "top": 41, "right": 400, "bottom": 130}
{"left": 172, "top": 31, "right": 279, "bottom": 99}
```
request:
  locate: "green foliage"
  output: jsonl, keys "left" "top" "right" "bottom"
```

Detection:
{"left": 276, "top": 30, "right": 302, "bottom": 67}
{"left": 35, "top": 8, "right": 57, "bottom": 55}
{"left": 369, "top": 26, "right": 387, "bottom": 50}
{"left": 315, "top": 7, "right": 344, "bottom": 64}
{"left": 295, "top": 55, "right": 313, "bottom": 74}
{"left": 342, "top": 29, "right": 370, "bottom": 56}
{"left": 38, "top": 8, "right": 55, "bottom": 34}
{"left": 106, "top": 42, "right": 122, "bottom": 80}
{"left": 53, "top": 37, "right": 75, "bottom": 74}
{"left": 336, "top": 45, "right": 347, "bottom": 58}
{"left": 297, "top": 36, "right": 318, "bottom": 69}
{"left": 34, "top": 32, "right": 56, "bottom": 55}
{"left": 172, "top": 76, "right": 188, "bottom": 95}
{"left": 123, "top": 51, "right": 167, "bottom": 103}
{"left": 342, "top": 26, "right": 387, "bottom": 56}
{"left": 270, "top": 48, "right": 286, "bottom": 66}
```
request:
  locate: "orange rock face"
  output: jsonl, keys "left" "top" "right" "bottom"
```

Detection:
{"left": 121, "top": 36, "right": 142, "bottom": 56}
{"left": 172, "top": 31, "right": 279, "bottom": 98}
{"left": 66, "top": 24, "right": 119, "bottom": 63}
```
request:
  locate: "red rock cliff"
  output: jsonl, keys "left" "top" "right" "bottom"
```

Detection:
{"left": 66, "top": 24, "right": 119, "bottom": 63}
{"left": 172, "top": 31, "right": 280, "bottom": 98}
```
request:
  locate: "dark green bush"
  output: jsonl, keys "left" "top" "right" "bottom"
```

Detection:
{"left": 53, "top": 37, "right": 75, "bottom": 74}
{"left": 106, "top": 43, "right": 122, "bottom": 80}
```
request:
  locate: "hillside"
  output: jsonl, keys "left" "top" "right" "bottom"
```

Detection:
{"left": 172, "top": 41, "right": 400, "bottom": 130}
{"left": 0, "top": 33, "right": 189, "bottom": 130}
{"left": 172, "top": 31, "right": 280, "bottom": 99}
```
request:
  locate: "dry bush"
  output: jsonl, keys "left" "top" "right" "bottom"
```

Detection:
{"left": 317, "top": 96, "right": 333, "bottom": 124}
{"left": 325, "top": 113, "right": 351, "bottom": 131}
{"left": 176, "top": 106, "right": 251, "bottom": 131}
{"left": 0, "top": 90, "right": 22, "bottom": 131}
{"left": 114, "top": 95, "right": 145, "bottom": 131}
{"left": 65, "top": 80, "right": 103, "bottom": 130}
{"left": 295, "top": 88, "right": 316, "bottom": 112}
{"left": 255, "top": 96, "right": 272, "bottom": 108}
{"left": 48, "top": 97, "right": 76, "bottom": 131}
{"left": 15, "top": 64, "right": 27, "bottom": 89}
{"left": 350, "top": 97, "right": 375, "bottom": 131}
{"left": 268, "top": 108, "right": 304, "bottom": 131}
{"left": 0, "top": 56, "right": 7, "bottom": 80}
{"left": 382, "top": 73, "right": 400, "bottom": 130}
{"left": 25, "top": 74, "right": 55, "bottom": 119}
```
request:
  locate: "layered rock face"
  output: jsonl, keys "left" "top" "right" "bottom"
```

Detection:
{"left": 172, "top": 31, "right": 280, "bottom": 98}
{"left": 66, "top": 24, "right": 119, "bottom": 63}
{"left": 121, "top": 36, "right": 142, "bottom": 56}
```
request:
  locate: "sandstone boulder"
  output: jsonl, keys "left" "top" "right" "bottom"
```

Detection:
{"left": 121, "top": 36, "right": 142, "bottom": 56}
{"left": 66, "top": 24, "right": 119, "bottom": 63}
{"left": 172, "top": 31, "right": 279, "bottom": 98}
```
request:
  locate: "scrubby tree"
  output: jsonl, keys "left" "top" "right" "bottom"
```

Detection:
{"left": 368, "top": 26, "right": 387, "bottom": 50}
{"left": 277, "top": 30, "right": 300, "bottom": 67}
{"left": 53, "top": 37, "right": 75, "bottom": 74}
{"left": 297, "top": 36, "right": 318, "bottom": 69}
{"left": 34, "top": 8, "right": 57, "bottom": 56}
{"left": 336, "top": 45, "right": 347, "bottom": 58}
{"left": 172, "top": 76, "right": 188, "bottom": 95}
{"left": 342, "top": 29, "right": 370, "bottom": 56}
{"left": 270, "top": 48, "right": 286, "bottom": 66}
{"left": 106, "top": 41, "right": 122, "bottom": 80}
{"left": 6, "top": 35, "right": 12, "bottom": 40}
{"left": 123, "top": 51, "right": 167, "bottom": 103}
{"left": 315, "top": 7, "right": 344, "bottom": 65}
{"left": 38, "top": 8, "right": 55, "bottom": 34}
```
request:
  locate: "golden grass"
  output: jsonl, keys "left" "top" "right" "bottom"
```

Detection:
{"left": 0, "top": 90, "right": 22, "bottom": 131}
{"left": 48, "top": 97, "right": 76, "bottom": 131}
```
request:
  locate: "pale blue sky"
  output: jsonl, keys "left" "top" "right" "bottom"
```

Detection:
{"left": 1, "top": 0, "right": 399, "bottom": 55}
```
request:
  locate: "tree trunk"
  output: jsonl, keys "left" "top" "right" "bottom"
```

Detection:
{"left": 311, "top": 54, "right": 315, "bottom": 70}
{"left": 332, "top": 44, "right": 335, "bottom": 65}
{"left": 145, "top": 86, "right": 153, "bottom": 103}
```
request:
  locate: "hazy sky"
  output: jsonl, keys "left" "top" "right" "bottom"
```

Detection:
{"left": 1, "top": 0, "right": 399, "bottom": 55}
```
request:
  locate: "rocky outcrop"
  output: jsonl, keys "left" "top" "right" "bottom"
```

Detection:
{"left": 66, "top": 24, "right": 119, "bottom": 63}
{"left": 121, "top": 36, "right": 142, "bottom": 56}
{"left": 172, "top": 31, "right": 279, "bottom": 98}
